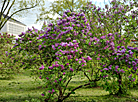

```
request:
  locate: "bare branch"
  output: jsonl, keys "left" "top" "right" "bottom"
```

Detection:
{"left": 83, "top": 71, "right": 91, "bottom": 82}
{"left": 0, "top": 3, "right": 38, "bottom": 30}
{"left": 2, "top": 0, "right": 10, "bottom": 14}
{"left": 0, "top": 0, "right": 7, "bottom": 19}
{"left": 5, "top": 0, "right": 15, "bottom": 19}
{"left": 62, "top": 77, "right": 72, "bottom": 96}
{"left": 62, "top": 76, "right": 101, "bottom": 101}
{"left": 0, "top": 0, "right": 15, "bottom": 30}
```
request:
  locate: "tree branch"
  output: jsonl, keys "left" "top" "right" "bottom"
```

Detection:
{"left": 83, "top": 71, "right": 91, "bottom": 82}
{"left": 2, "top": 0, "right": 10, "bottom": 15}
{"left": 0, "top": 0, "right": 7, "bottom": 19}
{"left": 0, "top": 3, "right": 38, "bottom": 30}
{"left": 62, "top": 77, "right": 101, "bottom": 101}
{"left": 62, "top": 77, "right": 72, "bottom": 96}
{"left": 0, "top": 0, "right": 15, "bottom": 30}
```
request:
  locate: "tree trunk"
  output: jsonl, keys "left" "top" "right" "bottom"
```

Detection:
{"left": 57, "top": 99, "right": 63, "bottom": 102}
{"left": 117, "top": 73, "right": 123, "bottom": 95}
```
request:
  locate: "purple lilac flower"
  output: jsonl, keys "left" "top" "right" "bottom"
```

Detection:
{"left": 41, "top": 94, "right": 44, "bottom": 96}
{"left": 103, "top": 68, "right": 109, "bottom": 70}
{"left": 77, "top": 24, "right": 80, "bottom": 27}
{"left": 75, "top": 58, "right": 78, "bottom": 61}
{"left": 100, "top": 36, "right": 106, "bottom": 39}
{"left": 81, "top": 59, "right": 86, "bottom": 63}
{"left": 97, "top": 7, "right": 101, "bottom": 11}
{"left": 128, "top": 74, "right": 132, "bottom": 78}
{"left": 110, "top": 42, "right": 114, "bottom": 46}
{"left": 103, "top": 75, "right": 108, "bottom": 78}
{"left": 79, "top": 52, "right": 83, "bottom": 54}
{"left": 52, "top": 89, "right": 55, "bottom": 93}
{"left": 39, "top": 76, "right": 42, "bottom": 79}
{"left": 103, "top": 64, "right": 106, "bottom": 67}
{"left": 119, "top": 69, "right": 125, "bottom": 73}
{"left": 133, "top": 78, "right": 136, "bottom": 81}
{"left": 128, "top": 65, "right": 131, "bottom": 68}
{"left": 70, "top": 68, "right": 74, "bottom": 71}
{"left": 66, "top": 37, "right": 71, "bottom": 40}
{"left": 108, "top": 66, "right": 112, "bottom": 69}
{"left": 39, "top": 45, "right": 42, "bottom": 50}
{"left": 79, "top": 61, "right": 81, "bottom": 64}
{"left": 132, "top": 61, "right": 136, "bottom": 65}
{"left": 60, "top": 65, "right": 65, "bottom": 69}
{"left": 117, "top": 53, "right": 122, "bottom": 56}
{"left": 117, "top": 46, "right": 120, "bottom": 49}
{"left": 127, "top": 46, "right": 134, "bottom": 50}
{"left": 67, "top": 55, "right": 72, "bottom": 60}
{"left": 63, "top": 72, "right": 65, "bottom": 75}
{"left": 56, "top": 57, "right": 59, "bottom": 60}
{"left": 121, "top": 49, "right": 126, "bottom": 53}
{"left": 106, "top": 40, "right": 110, "bottom": 44}
{"left": 126, "top": 54, "right": 129, "bottom": 58}
{"left": 125, "top": 60, "right": 128, "bottom": 62}
{"left": 115, "top": 65, "right": 119, "bottom": 69}
{"left": 48, "top": 66, "right": 53, "bottom": 69}
{"left": 55, "top": 64, "right": 59, "bottom": 67}
{"left": 129, "top": 51, "right": 134, "bottom": 55}
{"left": 108, "top": 33, "right": 112, "bottom": 36}
{"left": 73, "top": 40, "right": 77, "bottom": 43}
{"left": 39, "top": 65, "right": 45, "bottom": 70}
{"left": 97, "top": 58, "right": 100, "bottom": 60}
{"left": 115, "top": 32, "right": 118, "bottom": 35}
{"left": 87, "top": 56, "right": 92, "bottom": 60}
{"left": 55, "top": 43, "right": 59, "bottom": 47}
{"left": 5, "top": 51, "right": 8, "bottom": 54}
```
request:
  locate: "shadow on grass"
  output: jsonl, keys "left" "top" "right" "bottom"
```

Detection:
{"left": 0, "top": 96, "right": 44, "bottom": 102}
{"left": 0, "top": 75, "right": 15, "bottom": 80}
{"left": 63, "top": 94, "right": 138, "bottom": 102}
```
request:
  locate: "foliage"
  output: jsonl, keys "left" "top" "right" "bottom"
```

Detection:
{"left": 0, "top": 33, "right": 21, "bottom": 78}
{"left": 9, "top": 0, "right": 138, "bottom": 102}
{"left": 36, "top": 0, "right": 90, "bottom": 23}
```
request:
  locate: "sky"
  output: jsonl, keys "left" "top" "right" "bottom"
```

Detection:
{"left": 15, "top": 0, "right": 111, "bottom": 30}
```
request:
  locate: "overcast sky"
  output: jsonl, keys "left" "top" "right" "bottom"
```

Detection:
{"left": 15, "top": 0, "right": 111, "bottom": 30}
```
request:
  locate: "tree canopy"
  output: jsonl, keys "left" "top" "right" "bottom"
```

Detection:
{"left": 36, "top": 0, "right": 90, "bottom": 23}
{"left": 0, "top": 0, "right": 45, "bottom": 30}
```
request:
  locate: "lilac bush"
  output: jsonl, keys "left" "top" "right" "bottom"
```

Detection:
{"left": 9, "top": 0, "right": 138, "bottom": 101}
{"left": 0, "top": 33, "right": 21, "bottom": 78}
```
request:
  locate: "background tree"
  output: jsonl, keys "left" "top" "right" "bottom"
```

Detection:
{"left": 0, "top": 0, "right": 45, "bottom": 30}
{"left": 36, "top": 0, "right": 90, "bottom": 23}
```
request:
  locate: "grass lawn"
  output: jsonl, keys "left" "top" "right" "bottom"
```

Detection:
{"left": 0, "top": 70, "right": 138, "bottom": 102}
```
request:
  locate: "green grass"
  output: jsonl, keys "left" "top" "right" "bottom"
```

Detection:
{"left": 0, "top": 70, "right": 138, "bottom": 102}
{"left": 0, "top": 71, "right": 45, "bottom": 102}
